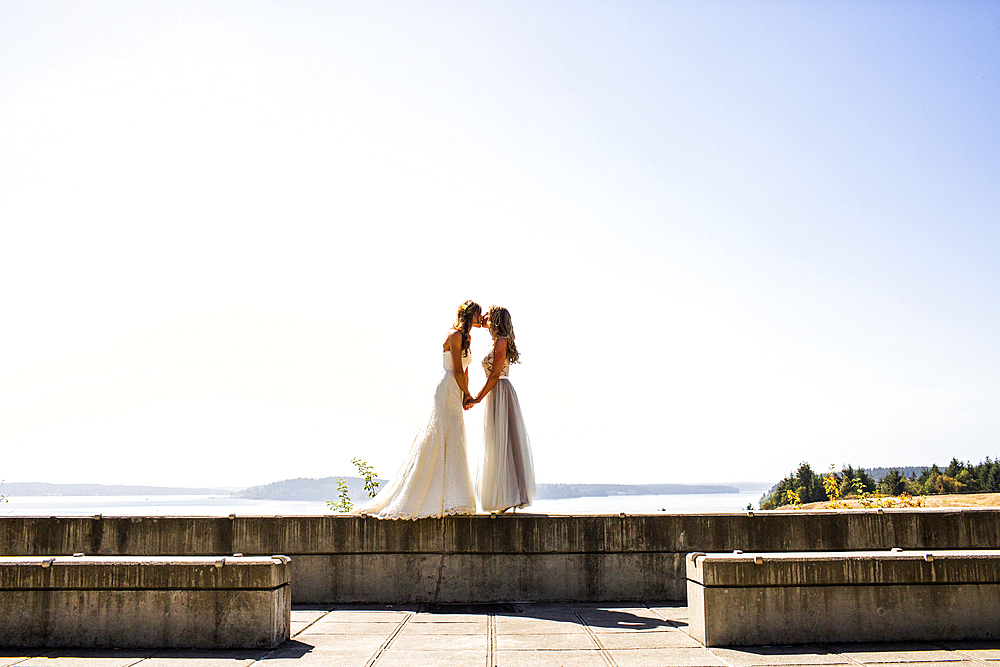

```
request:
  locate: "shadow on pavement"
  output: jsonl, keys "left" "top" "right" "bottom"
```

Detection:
{"left": 260, "top": 640, "right": 315, "bottom": 659}
{"left": 558, "top": 609, "right": 672, "bottom": 631}
{"left": 414, "top": 602, "right": 675, "bottom": 631}
{"left": 421, "top": 603, "right": 520, "bottom": 614}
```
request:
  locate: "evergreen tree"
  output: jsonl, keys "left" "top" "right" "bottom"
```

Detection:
{"left": 918, "top": 464, "right": 941, "bottom": 488}
{"left": 838, "top": 465, "right": 857, "bottom": 498}
{"left": 795, "top": 463, "right": 826, "bottom": 503}
{"left": 956, "top": 469, "right": 979, "bottom": 492}
{"left": 853, "top": 468, "right": 876, "bottom": 494}
{"left": 945, "top": 458, "right": 966, "bottom": 478}
{"left": 878, "top": 469, "right": 906, "bottom": 496}
{"left": 761, "top": 462, "right": 825, "bottom": 508}
{"left": 760, "top": 456, "right": 1000, "bottom": 509}
{"left": 837, "top": 465, "right": 875, "bottom": 497}
{"left": 973, "top": 458, "right": 991, "bottom": 492}
{"left": 988, "top": 464, "right": 1000, "bottom": 493}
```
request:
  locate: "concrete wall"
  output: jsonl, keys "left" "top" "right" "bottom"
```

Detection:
{"left": 2, "top": 510, "right": 999, "bottom": 603}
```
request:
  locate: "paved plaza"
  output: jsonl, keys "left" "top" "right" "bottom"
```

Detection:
{"left": 3, "top": 603, "right": 999, "bottom": 667}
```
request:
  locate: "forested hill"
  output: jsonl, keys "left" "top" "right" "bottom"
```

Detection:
{"left": 234, "top": 477, "right": 745, "bottom": 502}
{"left": 762, "top": 466, "right": 931, "bottom": 499}
{"left": 1, "top": 479, "right": 757, "bottom": 503}
{"left": 863, "top": 467, "right": 929, "bottom": 481}
{"left": 535, "top": 483, "right": 740, "bottom": 499}
{"left": 235, "top": 477, "right": 382, "bottom": 502}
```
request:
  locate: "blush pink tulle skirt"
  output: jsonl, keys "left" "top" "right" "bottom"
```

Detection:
{"left": 476, "top": 378, "right": 536, "bottom": 512}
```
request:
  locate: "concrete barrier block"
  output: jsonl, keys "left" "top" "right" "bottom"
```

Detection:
{"left": 0, "top": 556, "right": 290, "bottom": 649}
{"left": 686, "top": 550, "right": 1000, "bottom": 646}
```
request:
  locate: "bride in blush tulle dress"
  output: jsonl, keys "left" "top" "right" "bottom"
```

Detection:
{"left": 465, "top": 306, "right": 535, "bottom": 513}
{"left": 355, "top": 301, "right": 481, "bottom": 519}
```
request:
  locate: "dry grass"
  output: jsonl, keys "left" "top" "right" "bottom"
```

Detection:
{"left": 796, "top": 492, "right": 1000, "bottom": 510}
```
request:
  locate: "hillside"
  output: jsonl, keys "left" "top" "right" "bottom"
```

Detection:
{"left": 234, "top": 477, "right": 381, "bottom": 503}
{"left": 234, "top": 477, "right": 756, "bottom": 503}
{"left": 862, "top": 466, "right": 931, "bottom": 481}
{"left": 535, "top": 483, "right": 741, "bottom": 499}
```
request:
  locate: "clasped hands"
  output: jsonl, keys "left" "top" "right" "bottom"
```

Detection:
{"left": 463, "top": 394, "right": 479, "bottom": 410}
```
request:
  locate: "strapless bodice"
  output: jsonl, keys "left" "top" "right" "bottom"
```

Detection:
{"left": 444, "top": 349, "right": 472, "bottom": 371}
{"left": 482, "top": 348, "right": 510, "bottom": 378}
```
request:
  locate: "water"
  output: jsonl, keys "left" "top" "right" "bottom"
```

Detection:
{"left": 0, "top": 492, "right": 762, "bottom": 516}
{"left": 531, "top": 492, "right": 761, "bottom": 514}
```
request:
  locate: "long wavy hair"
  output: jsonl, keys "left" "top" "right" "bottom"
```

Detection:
{"left": 453, "top": 300, "right": 482, "bottom": 353}
{"left": 487, "top": 305, "right": 519, "bottom": 364}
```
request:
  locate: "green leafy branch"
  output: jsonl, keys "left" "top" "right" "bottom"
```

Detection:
{"left": 327, "top": 479, "right": 353, "bottom": 513}
{"left": 326, "top": 459, "right": 380, "bottom": 514}
{"left": 352, "top": 457, "right": 380, "bottom": 498}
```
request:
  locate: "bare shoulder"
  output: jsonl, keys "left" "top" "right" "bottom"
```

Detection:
{"left": 493, "top": 337, "right": 508, "bottom": 356}
{"left": 444, "top": 329, "right": 461, "bottom": 349}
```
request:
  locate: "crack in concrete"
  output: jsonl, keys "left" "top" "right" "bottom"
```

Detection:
{"left": 366, "top": 610, "right": 413, "bottom": 667}
{"left": 432, "top": 518, "right": 447, "bottom": 603}
{"left": 486, "top": 612, "right": 496, "bottom": 667}
{"left": 574, "top": 610, "right": 619, "bottom": 667}
{"left": 291, "top": 608, "right": 332, "bottom": 639}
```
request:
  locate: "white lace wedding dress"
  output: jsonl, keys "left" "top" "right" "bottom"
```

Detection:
{"left": 355, "top": 349, "right": 477, "bottom": 519}
{"left": 476, "top": 349, "right": 536, "bottom": 512}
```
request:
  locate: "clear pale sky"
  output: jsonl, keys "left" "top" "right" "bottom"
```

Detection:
{"left": 2, "top": 1, "right": 998, "bottom": 489}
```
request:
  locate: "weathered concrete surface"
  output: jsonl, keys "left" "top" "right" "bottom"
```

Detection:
{"left": 289, "top": 552, "right": 684, "bottom": 603}
{"left": 2, "top": 510, "right": 999, "bottom": 603}
{"left": 0, "top": 556, "right": 290, "bottom": 648}
{"left": 686, "top": 550, "right": 1000, "bottom": 647}
{"left": 13, "top": 605, "right": 999, "bottom": 667}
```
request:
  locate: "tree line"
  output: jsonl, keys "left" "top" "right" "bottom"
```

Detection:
{"left": 760, "top": 457, "right": 1000, "bottom": 509}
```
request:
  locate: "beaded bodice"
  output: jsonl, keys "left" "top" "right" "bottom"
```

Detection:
{"left": 482, "top": 347, "right": 510, "bottom": 378}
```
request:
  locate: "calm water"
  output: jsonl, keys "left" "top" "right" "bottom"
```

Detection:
{"left": 0, "top": 492, "right": 762, "bottom": 516}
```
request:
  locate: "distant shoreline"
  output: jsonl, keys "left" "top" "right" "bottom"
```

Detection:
{"left": 0, "top": 490, "right": 766, "bottom": 516}
{"left": 233, "top": 477, "right": 771, "bottom": 502}
{"left": 2, "top": 479, "right": 771, "bottom": 501}
{"left": 0, "top": 482, "right": 235, "bottom": 497}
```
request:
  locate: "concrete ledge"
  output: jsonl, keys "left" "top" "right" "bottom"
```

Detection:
{"left": 686, "top": 550, "right": 1000, "bottom": 646}
{"left": 5, "top": 510, "right": 1000, "bottom": 556}
{"left": 2, "top": 511, "right": 999, "bottom": 603}
{"left": 0, "top": 556, "right": 290, "bottom": 649}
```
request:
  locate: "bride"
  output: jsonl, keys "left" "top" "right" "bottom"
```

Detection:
{"left": 465, "top": 306, "right": 536, "bottom": 512}
{"left": 355, "top": 301, "right": 480, "bottom": 519}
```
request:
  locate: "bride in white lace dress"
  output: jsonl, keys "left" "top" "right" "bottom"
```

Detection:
{"left": 355, "top": 301, "right": 481, "bottom": 519}
{"left": 465, "top": 306, "right": 535, "bottom": 513}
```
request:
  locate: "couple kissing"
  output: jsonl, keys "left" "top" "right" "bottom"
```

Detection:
{"left": 356, "top": 301, "right": 535, "bottom": 518}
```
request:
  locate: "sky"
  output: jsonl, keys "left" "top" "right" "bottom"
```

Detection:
{"left": 1, "top": 1, "right": 998, "bottom": 490}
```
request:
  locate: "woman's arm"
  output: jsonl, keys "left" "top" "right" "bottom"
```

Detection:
{"left": 448, "top": 331, "right": 473, "bottom": 400}
{"left": 472, "top": 338, "right": 507, "bottom": 405}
